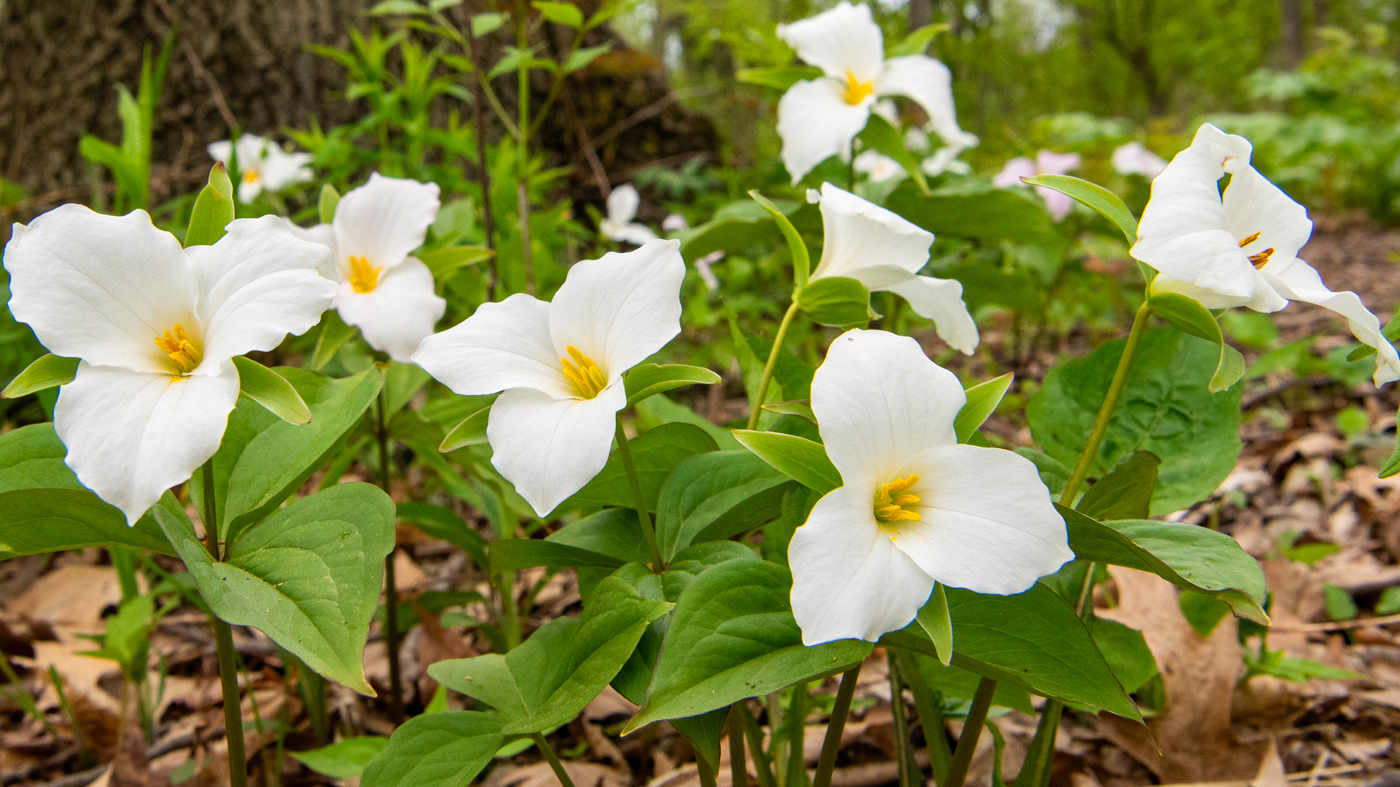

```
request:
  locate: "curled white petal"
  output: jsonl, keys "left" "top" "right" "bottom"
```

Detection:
{"left": 814, "top": 183, "right": 933, "bottom": 280}
{"left": 776, "top": 1, "right": 884, "bottom": 83}
{"left": 777, "top": 79, "right": 872, "bottom": 185}
{"left": 879, "top": 275, "right": 979, "bottom": 354}
{"left": 607, "top": 185, "right": 641, "bottom": 226}
{"left": 1263, "top": 257, "right": 1400, "bottom": 386}
{"left": 334, "top": 257, "right": 446, "bottom": 363}
{"left": 875, "top": 55, "right": 967, "bottom": 146}
{"left": 332, "top": 173, "right": 441, "bottom": 274}
{"left": 413, "top": 293, "right": 571, "bottom": 399}
{"left": 1222, "top": 166, "right": 1313, "bottom": 267}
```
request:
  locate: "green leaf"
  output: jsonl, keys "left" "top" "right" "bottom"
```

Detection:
{"left": 429, "top": 576, "right": 670, "bottom": 733}
{"left": 911, "top": 652, "right": 1033, "bottom": 714}
{"left": 678, "top": 200, "right": 788, "bottom": 263}
{"left": 0, "top": 423, "right": 84, "bottom": 492}
{"left": 1075, "top": 451, "right": 1159, "bottom": 521}
{"left": 310, "top": 311, "right": 358, "bottom": 372}
{"left": 749, "top": 190, "right": 811, "bottom": 291}
{"left": 797, "top": 276, "right": 874, "bottom": 327}
{"left": 471, "top": 11, "right": 507, "bottom": 37}
{"left": 439, "top": 404, "right": 492, "bottom": 452}
{"left": 232, "top": 358, "right": 312, "bottom": 424}
{"left": 370, "top": 0, "right": 428, "bottom": 14}
{"left": 624, "top": 364, "right": 722, "bottom": 408}
{"left": 564, "top": 423, "right": 719, "bottom": 513}
{"left": 763, "top": 400, "right": 816, "bottom": 423}
{"left": 889, "top": 23, "right": 947, "bottom": 57}
{"left": 735, "top": 66, "right": 823, "bottom": 90}
{"left": 1021, "top": 174, "right": 1138, "bottom": 245}
{"left": 1178, "top": 590, "right": 1231, "bottom": 637}
{"left": 396, "top": 502, "right": 488, "bottom": 569}
{"left": 955, "top": 373, "right": 1012, "bottom": 443}
{"left": 546, "top": 508, "right": 650, "bottom": 567}
{"left": 655, "top": 450, "right": 792, "bottom": 560}
{"left": 318, "top": 184, "right": 341, "bottom": 224}
{"left": 2, "top": 354, "right": 78, "bottom": 399}
{"left": 155, "top": 483, "right": 396, "bottom": 693}
{"left": 672, "top": 710, "right": 728, "bottom": 775}
{"left": 626, "top": 560, "right": 872, "bottom": 730}
{"left": 732, "top": 430, "right": 841, "bottom": 495}
{"left": 532, "top": 0, "right": 583, "bottom": 27}
{"left": 488, "top": 538, "right": 628, "bottom": 573}
{"left": 185, "top": 164, "right": 235, "bottom": 247}
{"left": 292, "top": 737, "right": 388, "bottom": 779}
{"left": 0, "top": 489, "right": 178, "bottom": 559}
{"left": 361, "top": 712, "right": 504, "bottom": 787}
{"left": 563, "top": 44, "right": 611, "bottom": 74}
{"left": 1028, "top": 327, "right": 1241, "bottom": 515}
{"left": 917, "top": 584, "right": 953, "bottom": 666}
{"left": 858, "top": 113, "right": 930, "bottom": 194}
{"left": 1323, "top": 583, "right": 1358, "bottom": 621}
{"left": 1061, "top": 506, "right": 1269, "bottom": 624}
{"left": 1088, "top": 618, "right": 1158, "bottom": 695}
{"left": 886, "top": 182, "right": 1061, "bottom": 247}
{"left": 1147, "top": 292, "right": 1245, "bottom": 392}
{"left": 418, "top": 246, "right": 493, "bottom": 280}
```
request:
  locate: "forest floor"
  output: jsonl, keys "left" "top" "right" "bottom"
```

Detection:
{"left": 4, "top": 219, "right": 1400, "bottom": 787}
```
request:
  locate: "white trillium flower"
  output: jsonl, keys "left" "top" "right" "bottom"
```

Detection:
{"left": 993, "top": 150, "right": 1082, "bottom": 221}
{"left": 4, "top": 205, "right": 336, "bottom": 523}
{"left": 207, "top": 134, "right": 314, "bottom": 203}
{"left": 694, "top": 250, "right": 724, "bottom": 291}
{"left": 853, "top": 150, "right": 904, "bottom": 183}
{"left": 1132, "top": 123, "right": 1400, "bottom": 385}
{"left": 413, "top": 240, "right": 685, "bottom": 516}
{"left": 662, "top": 213, "right": 690, "bottom": 234}
{"left": 790, "top": 329, "right": 1072, "bottom": 645}
{"left": 599, "top": 185, "right": 659, "bottom": 246}
{"left": 814, "top": 183, "right": 979, "bottom": 354}
{"left": 1111, "top": 141, "right": 1167, "bottom": 179}
{"left": 285, "top": 173, "right": 446, "bottom": 364}
{"left": 776, "top": 1, "right": 970, "bottom": 184}
{"left": 904, "top": 126, "right": 931, "bottom": 152}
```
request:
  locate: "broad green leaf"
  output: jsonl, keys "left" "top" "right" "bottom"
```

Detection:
{"left": 546, "top": 508, "right": 650, "bottom": 566}
{"left": 360, "top": 712, "right": 503, "bottom": 787}
{"left": 911, "top": 652, "right": 1033, "bottom": 713}
{"left": 672, "top": 709, "right": 729, "bottom": 775}
{"left": 532, "top": 0, "right": 583, "bottom": 27}
{"left": 1179, "top": 590, "right": 1231, "bottom": 637}
{"left": 1061, "top": 506, "right": 1269, "bottom": 624}
{"left": 2, "top": 354, "right": 78, "bottom": 399}
{"left": 735, "top": 66, "right": 823, "bottom": 90}
{"left": 916, "top": 584, "right": 953, "bottom": 666}
{"left": 1075, "top": 451, "right": 1159, "bottom": 521}
{"left": 1147, "top": 292, "right": 1245, "bottom": 392}
{"left": 955, "top": 373, "right": 1013, "bottom": 443}
{"left": 418, "top": 245, "right": 493, "bottom": 280}
{"left": 440, "top": 404, "right": 492, "bottom": 452}
{"left": 626, "top": 560, "right": 871, "bottom": 730}
{"left": 310, "top": 311, "right": 358, "bottom": 372}
{"left": 232, "top": 358, "right": 311, "bottom": 424}
{"left": 655, "top": 450, "right": 791, "bottom": 560}
{"left": 749, "top": 190, "right": 812, "bottom": 290}
{"left": 624, "top": 363, "right": 722, "bottom": 408}
{"left": 763, "top": 400, "right": 816, "bottom": 423}
{"left": 383, "top": 362, "right": 431, "bottom": 415}
{"left": 0, "top": 489, "right": 177, "bottom": 559}
{"left": 678, "top": 200, "right": 785, "bottom": 263}
{"left": 796, "top": 276, "right": 874, "bottom": 327}
{"left": 472, "top": 11, "right": 507, "bottom": 36}
{"left": 1021, "top": 174, "right": 1137, "bottom": 244}
{"left": 732, "top": 430, "right": 841, "bottom": 495}
{"left": 396, "top": 502, "right": 488, "bottom": 568}
{"left": 1028, "top": 327, "right": 1241, "bottom": 515}
{"left": 563, "top": 44, "right": 611, "bottom": 74}
{"left": 1088, "top": 618, "right": 1157, "bottom": 695}
{"left": 564, "top": 423, "right": 719, "bottom": 513}
{"left": 370, "top": 0, "right": 428, "bottom": 14}
{"left": 858, "top": 113, "right": 930, "bottom": 194}
{"left": 889, "top": 23, "right": 947, "bottom": 56}
{"left": 292, "top": 737, "right": 388, "bottom": 779}
{"left": 318, "top": 184, "right": 341, "bottom": 224}
{"left": 0, "top": 423, "right": 83, "bottom": 492}
{"left": 156, "top": 483, "right": 395, "bottom": 693}
{"left": 488, "top": 538, "right": 628, "bottom": 573}
{"left": 634, "top": 394, "right": 742, "bottom": 450}
{"left": 428, "top": 576, "right": 670, "bottom": 733}
{"left": 886, "top": 182, "right": 1061, "bottom": 247}
{"left": 185, "top": 164, "right": 234, "bottom": 247}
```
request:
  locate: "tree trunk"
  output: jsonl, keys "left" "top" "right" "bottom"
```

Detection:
{"left": 1282, "top": 0, "right": 1305, "bottom": 68}
{"left": 909, "top": 0, "right": 932, "bottom": 31}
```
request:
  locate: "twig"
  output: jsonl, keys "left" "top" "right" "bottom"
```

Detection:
{"left": 1270, "top": 612, "right": 1400, "bottom": 632}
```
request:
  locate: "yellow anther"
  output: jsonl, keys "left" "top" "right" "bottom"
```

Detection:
{"left": 560, "top": 345, "right": 607, "bottom": 399}
{"left": 243, "top": 170, "right": 260, "bottom": 184}
{"left": 874, "top": 474, "right": 922, "bottom": 524}
{"left": 1237, "top": 231, "right": 1262, "bottom": 248}
{"left": 348, "top": 255, "right": 382, "bottom": 294}
{"left": 155, "top": 323, "right": 202, "bottom": 374}
{"left": 843, "top": 70, "right": 875, "bottom": 106}
{"left": 1248, "top": 247, "right": 1275, "bottom": 268}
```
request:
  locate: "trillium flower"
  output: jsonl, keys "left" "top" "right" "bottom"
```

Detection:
{"left": 789, "top": 329, "right": 1072, "bottom": 645}
{"left": 1111, "top": 141, "right": 1168, "bottom": 179}
{"left": 413, "top": 240, "right": 684, "bottom": 516}
{"left": 775, "top": 1, "right": 971, "bottom": 184}
{"left": 599, "top": 185, "right": 659, "bottom": 246}
{"left": 993, "top": 150, "right": 1082, "bottom": 220}
{"left": 922, "top": 132, "right": 977, "bottom": 177}
{"left": 4, "top": 205, "right": 336, "bottom": 523}
{"left": 285, "top": 173, "right": 446, "bottom": 363}
{"left": 1132, "top": 123, "right": 1400, "bottom": 385}
{"left": 814, "top": 183, "right": 979, "bottom": 354}
{"left": 207, "top": 134, "right": 314, "bottom": 203}
{"left": 853, "top": 151, "right": 904, "bottom": 183}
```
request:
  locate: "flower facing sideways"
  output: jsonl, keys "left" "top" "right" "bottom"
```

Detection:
{"left": 993, "top": 150, "right": 1082, "bottom": 221}
{"left": 814, "top": 183, "right": 979, "bottom": 354}
{"left": 599, "top": 185, "right": 659, "bottom": 246}
{"left": 1131, "top": 123, "right": 1400, "bottom": 385}
{"left": 286, "top": 173, "right": 446, "bottom": 363}
{"left": 413, "top": 240, "right": 685, "bottom": 516}
{"left": 4, "top": 205, "right": 336, "bottom": 523}
{"left": 1111, "top": 141, "right": 1168, "bottom": 180}
{"left": 207, "top": 135, "right": 314, "bottom": 203}
{"left": 789, "top": 330, "right": 1073, "bottom": 645}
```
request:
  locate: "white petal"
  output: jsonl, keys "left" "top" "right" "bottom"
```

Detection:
{"left": 332, "top": 173, "right": 440, "bottom": 274}
{"left": 789, "top": 486, "right": 934, "bottom": 645}
{"left": 607, "top": 184, "right": 641, "bottom": 225}
{"left": 207, "top": 140, "right": 234, "bottom": 164}
{"left": 548, "top": 239, "right": 685, "bottom": 382}
{"left": 334, "top": 257, "right": 446, "bottom": 363}
{"left": 238, "top": 178, "right": 264, "bottom": 203}
{"left": 992, "top": 157, "right": 1036, "bottom": 188}
{"left": 814, "top": 183, "right": 933, "bottom": 280}
{"left": 1191, "top": 122, "right": 1253, "bottom": 173}
{"left": 1263, "top": 258, "right": 1400, "bottom": 386}
{"left": 776, "top": 1, "right": 884, "bottom": 83}
{"left": 1149, "top": 271, "right": 1286, "bottom": 313}
{"left": 891, "top": 444, "right": 1074, "bottom": 594}
{"left": 3, "top": 205, "right": 198, "bottom": 373}
{"left": 486, "top": 383, "right": 626, "bottom": 516}
{"left": 812, "top": 329, "right": 963, "bottom": 490}
{"left": 874, "top": 55, "right": 967, "bottom": 146}
{"left": 777, "top": 80, "right": 872, "bottom": 185}
{"left": 259, "top": 149, "right": 314, "bottom": 193}
{"left": 604, "top": 221, "right": 659, "bottom": 246}
{"left": 188, "top": 216, "right": 337, "bottom": 365}
{"left": 878, "top": 275, "right": 979, "bottom": 354}
{"left": 1222, "top": 166, "right": 1312, "bottom": 265}
{"left": 280, "top": 219, "right": 340, "bottom": 280}
{"left": 413, "top": 293, "right": 572, "bottom": 398}
{"left": 54, "top": 361, "right": 240, "bottom": 524}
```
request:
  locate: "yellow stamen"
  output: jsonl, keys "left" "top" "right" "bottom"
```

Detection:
{"left": 154, "top": 323, "right": 202, "bottom": 374}
{"left": 560, "top": 345, "right": 607, "bottom": 399}
{"left": 243, "top": 170, "right": 260, "bottom": 184}
{"left": 874, "top": 474, "right": 922, "bottom": 524}
{"left": 348, "top": 255, "right": 382, "bottom": 293}
{"left": 843, "top": 70, "right": 875, "bottom": 106}
{"left": 1248, "top": 248, "right": 1275, "bottom": 268}
{"left": 1237, "top": 231, "right": 1262, "bottom": 248}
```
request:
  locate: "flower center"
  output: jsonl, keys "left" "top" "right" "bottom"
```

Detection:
{"left": 1238, "top": 231, "right": 1275, "bottom": 269}
{"left": 243, "top": 170, "right": 260, "bottom": 184}
{"left": 348, "top": 255, "right": 382, "bottom": 293}
{"left": 843, "top": 70, "right": 875, "bottom": 105}
{"left": 154, "top": 323, "right": 202, "bottom": 374}
{"left": 874, "top": 474, "right": 922, "bottom": 524}
{"left": 560, "top": 345, "right": 607, "bottom": 399}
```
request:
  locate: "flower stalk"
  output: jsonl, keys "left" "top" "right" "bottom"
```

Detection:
{"left": 811, "top": 663, "right": 862, "bottom": 787}
{"left": 374, "top": 390, "right": 405, "bottom": 725}
{"left": 943, "top": 677, "right": 996, "bottom": 787}
{"left": 614, "top": 415, "right": 666, "bottom": 572}
{"left": 531, "top": 732, "right": 577, "bottom": 787}
{"left": 202, "top": 461, "right": 248, "bottom": 787}
{"left": 747, "top": 301, "right": 802, "bottom": 431}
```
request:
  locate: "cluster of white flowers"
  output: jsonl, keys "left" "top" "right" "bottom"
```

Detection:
{"left": 207, "top": 134, "right": 314, "bottom": 203}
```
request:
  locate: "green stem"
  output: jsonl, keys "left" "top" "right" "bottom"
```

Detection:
{"left": 739, "top": 703, "right": 776, "bottom": 787}
{"left": 811, "top": 664, "right": 862, "bottom": 787}
{"left": 894, "top": 649, "right": 950, "bottom": 785}
{"left": 614, "top": 415, "right": 666, "bottom": 572}
{"left": 767, "top": 693, "right": 787, "bottom": 787}
{"left": 1013, "top": 699, "right": 1062, "bottom": 787}
{"left": 730, "top": 704, "right": 748, "bottom": 787}
{"left": 697, "top": 756, "right": 719, "bottom": 787}
{"left": 515, "top": 0, "right": 534, "bottom": 296}
{"left": 375, "top": 391, "right": 405, "bottom": 725}
{"left": 747, "top": 301, "right": 802, "bottom": 431}
{"left": 531, "top": 732, "right": 576, "bottom": 787}
{"left": 943, "top": 677, "right": 995, "bottom": 787}
{"left": 888, "top": 658, "right": 918, "bottom": 787}
{"left": 497, "top": 571, "right": 522, "bottom": 650}
{"left": 202, "top": 461, "right": 248, "bottom": 787}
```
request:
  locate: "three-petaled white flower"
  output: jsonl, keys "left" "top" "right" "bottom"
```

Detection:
{"left": 286, "top": 173, "right": 446, "bottom": 363}
{"left": 413, "top": 240, "right": 685, "bottom": 516}
{"left": 1111, "top": 141, "right": 1167, "bottom": 180}
{"left": 814, "top": 183, "right": 979, "bottom": 354}
{"left": 599, "top": 185, "right": 659, "bottom": 246}
{"left": 207, "top": 134, "right": 314, "bottom": 203}
{"left": 776, "top": 1, "right": 973, "bottom": 184}
{"left": 853, "top": 151, "right": 904, "bottom": 183}
{"left": 789, "top": 329, "right": 1072, "bottom": 645}
{"left": 993, "top": 150, "right": 1082, "bottom": 221}
{"left": 1132, "top": 123, "right": 1400, "bottom": 385}
{"left": 4, "top": 205, "right": 336, "bottom": 523}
